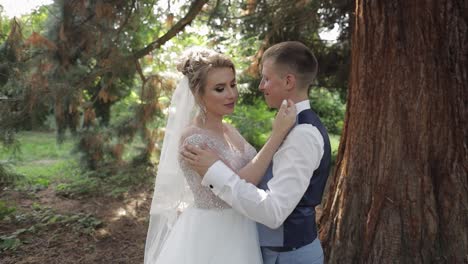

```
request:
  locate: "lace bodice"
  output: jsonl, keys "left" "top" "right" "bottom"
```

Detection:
{"left": 179, "top": 126, "right": 257, "bottom": 210}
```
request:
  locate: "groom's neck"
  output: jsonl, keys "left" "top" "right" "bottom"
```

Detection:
{"left": 289, "top": 90, "right": 309, "bottom": 104}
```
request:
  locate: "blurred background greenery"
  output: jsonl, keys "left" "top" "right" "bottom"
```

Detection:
{"left": 0, "top": 2, "right": 350, "bottom": 258}
{"left": 0, "top": 0, "right": 350, "bottom": 197}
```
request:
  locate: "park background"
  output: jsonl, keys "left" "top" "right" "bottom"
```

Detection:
{"left": 0, "top": 0, "right": 465, "bottom": 263}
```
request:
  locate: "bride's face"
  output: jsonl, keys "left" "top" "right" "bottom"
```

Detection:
{"left": 201, "top": 67, "right": 238, "bottom": 118}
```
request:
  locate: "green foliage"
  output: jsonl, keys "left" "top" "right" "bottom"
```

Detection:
{"left": 0, "top": 164, "right": 23, "bottom": 187}
{"left": 0, "top": 11, "right": 51, "bottom": 131}
{"left": 1, "top": 0, "right": 201, "bottom": 172}
{"left": 318, "top": 0, "right": 353, "bottom": 41}
{"left": 104, "top": 164, "right": 155, "bottom": 197}
{"left": 0, "top": 12, "right": 11, "bottom": 40}
{"left": 56, "top": 163, "right": 154, "bottom": 198}
{"left": 310, "top": 87, "right": 346, "bottom": 135}
{"left": 329, "top": 134, "right": 341, "bottom": 167}
{"left": 0, "top": 0, "right": 351, "bottom": 186}
{"left": 226, "top": 95, "right": 343, "bottom": 163}
{"left": 14, "top": 160, "right": 73, "bottom": 189}
{"left": 0, "top": 235, "right": 22, "bottom": 252}
{"left": 203, "top": 0, "right": 351, "bottom": 105}
{"left": 329, "top": 134, "right": 341, "bottom": 154}
{"left": 225, "top": 92, "right": 342, "bottom": 167}
{"left": 55, "top": 176, "right": 99, "bottom": 198}
{"left": 109, "top": 91, "right": 141, "bottom": 126}
{"left": 226, "top": 98, "right": 275, "bottom": 150}
{"left": 0, "top": 200, "right": 16, "bottom": 221}
{"left": 1, "top": 131, "right": 153, "bottom": 198}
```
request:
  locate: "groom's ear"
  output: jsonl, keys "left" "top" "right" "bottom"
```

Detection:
{"left": 285, "top": 73, "right": 296, "bottom": 91}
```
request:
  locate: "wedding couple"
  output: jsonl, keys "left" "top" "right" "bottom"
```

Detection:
{"left": 144, "top": 41, "right": 331, "bottom": 264}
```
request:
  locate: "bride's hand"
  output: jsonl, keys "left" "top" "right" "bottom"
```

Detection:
{"left": 271, "top": 99, "right": 296, "bottom": 138}
{"left": 181, "top": 144, "right": 219, "bottom": 177}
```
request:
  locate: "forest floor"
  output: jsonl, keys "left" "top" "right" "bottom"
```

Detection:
{"left": 1, "top": 185, "right": 326, "bottom": 264}
{"left": 1, "top": 131, "right": 333, "bottom": 263}
{"left": 0, "top": 132, "right": 153, "bottom": 263}
{"left": 1, "top": 184, "right": 152, "bottom": 264}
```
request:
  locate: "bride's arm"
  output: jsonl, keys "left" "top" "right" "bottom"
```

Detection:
{"left": 236, "top": 100, "right": 296, "bottom": 185}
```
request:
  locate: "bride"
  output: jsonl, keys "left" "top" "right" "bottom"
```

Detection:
{"left": 144, "top": 47, "right": 296, "bottom": 264}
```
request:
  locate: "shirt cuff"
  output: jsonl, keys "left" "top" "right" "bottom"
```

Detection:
{"left": 201, "top": 160, "right": 234, "bottom": 195}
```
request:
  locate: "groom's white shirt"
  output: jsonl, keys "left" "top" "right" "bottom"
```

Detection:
{"left": 201, "top": 100, "right": 324, "bottom": 229}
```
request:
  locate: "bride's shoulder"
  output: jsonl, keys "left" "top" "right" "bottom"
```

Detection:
{"left": 180, "top": 125, "right": 210, "bottom": 146}
{"left": 180, "top": 125, "right": 198, "bottom": 138}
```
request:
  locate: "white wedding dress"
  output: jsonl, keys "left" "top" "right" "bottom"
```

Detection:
{"left": 152, "top": 126, "right": 263, "bottom": 264}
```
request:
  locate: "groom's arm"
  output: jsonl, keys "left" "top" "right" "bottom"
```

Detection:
{"left": 201, "top": 125, "right": 324, "bottom": 229}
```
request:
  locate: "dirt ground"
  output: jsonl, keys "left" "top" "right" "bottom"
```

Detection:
{"left": 1, "top": 184, "right": 327, "bottom": 264}
{"left": 1, "top": 186, "right": 153, "bottom": 264}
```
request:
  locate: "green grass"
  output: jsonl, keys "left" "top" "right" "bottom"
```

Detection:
{"left": 14, "top": 160, "right": 80, "bottom": 188}
{"left": 0, "top": 131, "right": 77, "bottom": 188}
{"left": 1, "top": 131, "right": 342, "bottom": 191}
{"left": 0, "top": 131, "right": 74, "bottom": 162}
{"left": 0, "top": 131, "right": 151, "bottom": 196}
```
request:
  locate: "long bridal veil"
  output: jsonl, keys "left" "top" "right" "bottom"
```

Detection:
{"left": 144, "top": 76, "right": 195, "bottom": 263}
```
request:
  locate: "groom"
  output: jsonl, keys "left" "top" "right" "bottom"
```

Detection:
{"left": 184, "top": 41, "right": 331, "bottom": 264}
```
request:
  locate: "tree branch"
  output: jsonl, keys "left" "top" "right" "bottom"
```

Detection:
{"left": 133, "top": 0, "right": 209, "bottom": 60}
{"left": 73, "top": 0, "right": 208, "bottom": 93}
{"left": 135, "top": 60, "right": 146, "bottom": 83}
{"left": 115, "top": 0, "right": 136, "bottom": 37}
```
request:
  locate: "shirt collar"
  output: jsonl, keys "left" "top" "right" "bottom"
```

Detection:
{"left": 295, "top": 100, "right": 310, "bottom": 115}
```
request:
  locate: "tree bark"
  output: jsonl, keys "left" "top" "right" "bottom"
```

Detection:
{"left": 319, "top": 0, "right": 467, "bottom": 263}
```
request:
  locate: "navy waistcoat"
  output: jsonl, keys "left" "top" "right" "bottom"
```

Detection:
{"left": 257, "top": 109, "right": 331, "bottom": 248}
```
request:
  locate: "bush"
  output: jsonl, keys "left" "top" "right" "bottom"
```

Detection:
{"left": 0, "top": 164, "right": 24, "bottom": 188}
{"left": 56, "top": 163, "right": 155, "bottom": 198}
{"left": 226, "top": 98, "right": 275, "bottom": 150}
{"left": 227, "top": 92, "right": 345, "bottom": 150}
{"left": 309, "top": 87, "right": 346, "bottom": 135}
{"left": 0, "top": 200, "right": 16, "bottom": 221}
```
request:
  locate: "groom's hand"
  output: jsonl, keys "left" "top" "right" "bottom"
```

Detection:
{"left": 181, "top": 144, "right": 219, "bottom": 177}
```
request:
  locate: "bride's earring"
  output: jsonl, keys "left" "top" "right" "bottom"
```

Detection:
{"left": 199, "top": 104, "right": 207, "bottom": 124}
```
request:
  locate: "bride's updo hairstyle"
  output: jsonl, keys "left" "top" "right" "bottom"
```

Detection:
{"left": 176, "top": 47, "right": 235, "bottom": 100}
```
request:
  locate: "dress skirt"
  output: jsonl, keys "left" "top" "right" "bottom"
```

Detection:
{"left": 154, "top": 207, "right": 262, "bottom": 264}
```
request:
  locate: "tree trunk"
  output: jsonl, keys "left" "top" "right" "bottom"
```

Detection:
{"left": 319, "top": 1, "right": 467, "bottom": 263}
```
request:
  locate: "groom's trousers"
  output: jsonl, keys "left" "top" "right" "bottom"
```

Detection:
{"left": 261, "top": 238, "right": 324, "bottom": 264}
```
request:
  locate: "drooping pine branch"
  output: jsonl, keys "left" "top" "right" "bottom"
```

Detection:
{"left": 75, "top": 0, "right": 208, "bottom": 94}
{"left": 133, "top": 0, "right": 209, "bottom": 60}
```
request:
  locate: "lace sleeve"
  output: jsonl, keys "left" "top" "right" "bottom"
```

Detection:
{"left": 179, "top": 127, "right": 236, "bottom": 172}
{"left": 178, "top": 132, "right": 208, "bottom": 172}
{"left": 180, "top": 133, "right": 215, "bottom": 150}
{"left": 178, "top": 129, "right": 218, "bottom": 171}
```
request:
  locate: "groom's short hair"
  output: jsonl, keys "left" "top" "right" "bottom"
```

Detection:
{"left": 262, "top": 41, "right": 318, "bottom": 90}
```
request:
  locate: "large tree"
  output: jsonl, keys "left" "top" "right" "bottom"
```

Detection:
{"left": 320, "top": 0, "right": 467, "bottom": 263}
